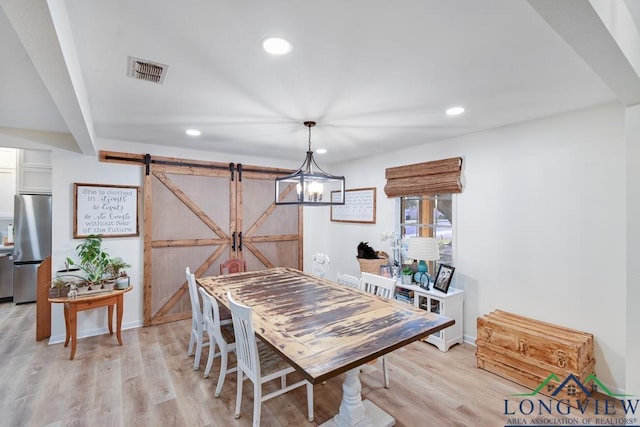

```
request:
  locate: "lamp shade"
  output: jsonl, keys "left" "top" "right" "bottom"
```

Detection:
{"left": 406, "top": 237, "right": 440, "bottom": 262}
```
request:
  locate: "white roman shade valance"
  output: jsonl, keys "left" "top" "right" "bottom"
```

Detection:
{"left": 384, "top": 157, "right": 463, "bottom": 197}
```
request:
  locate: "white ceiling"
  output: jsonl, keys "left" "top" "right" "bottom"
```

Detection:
{"left": 1, "top": 0, "right": 640, "bottom": 164}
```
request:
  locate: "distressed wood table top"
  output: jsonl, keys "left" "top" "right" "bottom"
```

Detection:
{"left": 198, "top": 267, "right": 454, "bottom": 384}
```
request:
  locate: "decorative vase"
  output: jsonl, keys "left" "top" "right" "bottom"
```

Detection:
{"left": 115, "top": 276, "right": 130, "bottom": 289}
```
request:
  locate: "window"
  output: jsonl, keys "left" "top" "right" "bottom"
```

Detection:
{"left": 399, "top": 194, "right": 454, "bottom": 272}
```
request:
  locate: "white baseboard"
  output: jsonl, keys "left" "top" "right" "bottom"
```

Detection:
{"left": 48, "top": 320, "right": 143, "bottom": 345}
{"left": 463, "top": 333, "right": 476, "bottom": 346}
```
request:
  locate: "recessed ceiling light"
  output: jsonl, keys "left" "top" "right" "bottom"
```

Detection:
{"left": 262, "top": 37, "right": 292, "bottom": 55}
{"left": 316, "top": 148, "right": 327, "bottom": 154}
{"left": 446, "top": 106, "right": 465, "bottom": 116}
{"left": 186, "top": 129, "right": 201, "bottom": 136}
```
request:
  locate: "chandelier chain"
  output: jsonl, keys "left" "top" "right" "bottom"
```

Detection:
{"left": 304, "top": 120, "right": 316, "bottom": 151}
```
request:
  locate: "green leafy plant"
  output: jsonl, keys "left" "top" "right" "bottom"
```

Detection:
{"left": 51, "top": 276, "right": 67, "bottom": 290}
{"left": 402, "top": 266, "right": 413, "bottom": 275}
{"left": 48, "top": 275, "right": 74, "bottom": 297}
{"left": 51, "top": 276, "right": 69, "bottom": 296}
{"left": 106, "top": 257, "right": 131, "bottom": 279}
{"left": 66, "top": 234, "right": 111, "bottom": 286}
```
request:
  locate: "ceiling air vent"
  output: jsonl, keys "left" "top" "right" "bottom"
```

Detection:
{"left": 127, "top": 56, "right": 168, "bottom": 84}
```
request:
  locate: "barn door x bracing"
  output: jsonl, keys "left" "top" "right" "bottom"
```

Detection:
{"left": 99, "top": 152, "right": 302, "bottom": 326}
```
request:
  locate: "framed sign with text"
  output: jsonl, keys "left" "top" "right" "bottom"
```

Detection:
{"left": 73, "top": 183, "right": 140, "bottom": 238}
{"left": 330, "top": 187, "right": 376, "bottom": 224}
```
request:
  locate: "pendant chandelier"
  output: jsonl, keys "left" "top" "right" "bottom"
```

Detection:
{"left": 275, "top": 121, "right": 345, "bottom": 206}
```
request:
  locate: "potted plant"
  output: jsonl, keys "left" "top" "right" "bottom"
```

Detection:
{"left": 107, "top": 257, "right": 131, "bottom": 289}
{"left": 48, "top": 276, "right": 70, "bottom": 298}
{"left": 65, "top": 234, "right": 112, "bottom": 290}
{"left": 401, "top": 266, "right": 413, "bottom": 286}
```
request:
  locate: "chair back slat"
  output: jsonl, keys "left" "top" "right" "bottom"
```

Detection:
{"left": 200, "top": 286, "right": 213, "bottom": 326}
{"left": 227, "top": 291, "right": 260, "bottom": 382}
{"left": 336, "top": 272, "right": 362, "bottom": 290}
{"left": 186, "top": 267, "right": 202, "bottom": 323}
{"left": 360, "top": 272, "right": 396, "bottom": 299}
{"left": 199, "top": 287, "right": 228, "bottom": 345}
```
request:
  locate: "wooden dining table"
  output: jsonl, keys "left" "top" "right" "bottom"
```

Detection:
{"left": 198, "top": 267, "right": 454, "bottom": 427}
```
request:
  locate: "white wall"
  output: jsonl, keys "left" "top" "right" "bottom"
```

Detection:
{"left": 49, "top": 148, "right": 143, "bottom": 341}
{"left": 626, "top": 104, "right": 640, "bottom": 394}
{"left": 48, "top": 139, "right": 299, "bottom": 342}
{"left": 305, "top": 102, "right": 628, "bottom": 391}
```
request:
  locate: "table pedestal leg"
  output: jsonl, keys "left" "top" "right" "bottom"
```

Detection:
{"left": 319, "top": 367, "right": 395, "bottom": 427}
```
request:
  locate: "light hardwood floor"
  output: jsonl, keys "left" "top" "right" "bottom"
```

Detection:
{"left": 0, "top": 302, "right": 605, "bottom": 427}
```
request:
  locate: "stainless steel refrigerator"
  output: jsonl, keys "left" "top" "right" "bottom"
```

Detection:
{"left": 13, "top": 194, "right": 52, "bottom": 304}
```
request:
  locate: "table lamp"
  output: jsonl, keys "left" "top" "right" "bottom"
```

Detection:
{"left": 406, "top": 237, "right": 440, "bottom": 286}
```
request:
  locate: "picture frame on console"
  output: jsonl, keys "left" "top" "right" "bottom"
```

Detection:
{"left": 433, "top": 264, "right": 455, "bottom": 293}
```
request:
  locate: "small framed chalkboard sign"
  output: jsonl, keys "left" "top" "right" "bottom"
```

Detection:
{"left": 330, "top": 187, "right": 376, "bottom": 224}
{"left": 73, "top": 183, "right": 140, "bottom": 238}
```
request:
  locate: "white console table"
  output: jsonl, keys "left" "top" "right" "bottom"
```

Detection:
{"left": 395, "top": 282, "right": 464, "bottom": 351}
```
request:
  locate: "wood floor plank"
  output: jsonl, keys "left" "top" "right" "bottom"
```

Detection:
{"left": 23, "top": 340, "right": 69, "bottom": 426}
{"left": 122, "top": 375, "right": 153, "bottom": 427}
{"left": 120, "top": 329, "right": 145, "bottom": 381}
{"left": 141, "top": 342, "right": 177, "bottom": 405}
{"left": 161, "top": 321, "right": 212, "bottom": 426}
{"left": 93, "top": 358, "right": 123, "bottom": 426}
{"left": 0, "top": 302, "right": 612, "bottom": 427}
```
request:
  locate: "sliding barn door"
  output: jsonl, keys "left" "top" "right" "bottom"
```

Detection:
{"left": 239, "top": 168, "right": 302, "bottom": 270}
{"left": 135, "top": 157, "right": 302, "bottom": 326}
{"left": 145, "top": 165, "right": 233, "bottom": 325}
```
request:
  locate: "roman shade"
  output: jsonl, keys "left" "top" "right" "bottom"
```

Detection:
{"left": 384, "top": 157, "right": 463, "bottom": 197}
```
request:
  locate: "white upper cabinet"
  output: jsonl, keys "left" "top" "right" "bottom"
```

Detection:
{"left": 0, "top": 148, "right": 17, "bottom": 219}
{"left": 17, "top": 149, "right": 52, "bottom": 194}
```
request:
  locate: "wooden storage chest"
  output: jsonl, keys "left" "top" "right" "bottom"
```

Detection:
{"left": 476, "top": 310, "right": 595, "bottom": 405}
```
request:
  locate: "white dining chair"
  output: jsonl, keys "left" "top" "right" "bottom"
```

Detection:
{"left": 198, "top": 286, "right": 237, "bottom": 397}
{"left": 359, "top": 272, "right": 397, "bottom": 388}
{"left": 335, "top": 272, "right": 362, "bottom": 290}
{"left": 360, "top": 272, "right": 397, "bottom": 299}
{"left": 227, "top": 291, "right": 314, "bottom": 427}
{"left": 312, "top": 252, "right": 330, "bottom": 278}
{"left": 186, "top": 267, "right": 209, "bottom": 370}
